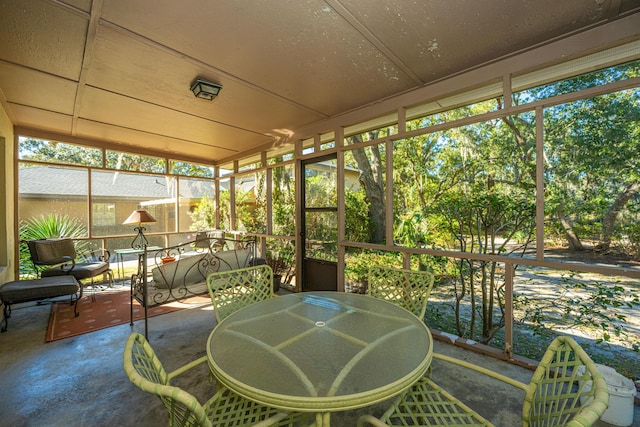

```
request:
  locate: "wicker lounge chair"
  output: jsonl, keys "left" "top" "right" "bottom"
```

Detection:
{"left": 123, "top": 332, "right": 314, "bottom": 426}
{"left": 367, "top": 266, "right": 434, "bottom": 319}
{"left": 207, "top": 264, "right": 275, "bottom": 323}
{"left": 357, "top": 335, "right": 609, "bottom": 427}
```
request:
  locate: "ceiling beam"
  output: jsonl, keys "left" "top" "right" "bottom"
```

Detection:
{"left": 72, "top": 0, "right": 103, "bottom": 136}
{"left": 325, "top": 0, "right": 424, "bottom": 85}
{"left": 14, "top": 125, "right": 230, "bottom": 166}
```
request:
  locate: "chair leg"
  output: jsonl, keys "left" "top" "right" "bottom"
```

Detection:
{"left": 83, "top": 280, "right": 97, "bottom": 303}
{"left": 106, "top": 269, "right": 114, "bottom": 288}
{"left": 71, "top": 294, "right": 79, "bottom": 317}
{"left": 1, "top": 303, "right": 11, "bottom": 332}
{"left": 72, "top": 285, "right": 86, "bottom": 307}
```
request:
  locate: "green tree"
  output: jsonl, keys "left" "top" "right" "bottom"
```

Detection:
{"left": 392, "top": 106, "right": 537, "bottom": 344}
{"left": 105, "top": 151, "right": 166, "bottom": 173}
{"left": 188, "top": 194, "right": 216, "bottom": 230}
{"left": 544, "top": 88, "right": 640, "bottom": 252}
{"left": 272, "top": 164, "right": 295, "bottom": 236}
{"left": 349, "top": 138, "right": 386, "bottom": 244}
{"left": 344, "top": 190, "right": 371, "bottom": 242}
{"left": 430, "top": 116, "right": 535, "bottom": 343}
{"left": 235, "top": 172, "right": 266, "bottom": 233}
{"left": 19, "top": 138, "right": 102, "bottom": 167}
{"left": 170, "top": 161, "right": 214, "bottom": 177}
{"left": 516, "top": 61, "right": 640, "bottom": 254}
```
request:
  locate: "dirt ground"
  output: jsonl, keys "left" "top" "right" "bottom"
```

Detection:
{"left": 542, "top": 245, "right": 640, "bottom": 268}
{"left": 424, "top": 246, "right": 640, "bottom": 380}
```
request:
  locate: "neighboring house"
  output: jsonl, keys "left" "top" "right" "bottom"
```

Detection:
{"left": 18, "top": 162, "right": 361, "bottom": 237}
{"left": 18, "top": 166, "right": 215, "bottom": 236}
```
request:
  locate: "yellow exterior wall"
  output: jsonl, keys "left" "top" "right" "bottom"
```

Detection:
{"left": 0, "top": 103, "right": 14, "bottom": 283}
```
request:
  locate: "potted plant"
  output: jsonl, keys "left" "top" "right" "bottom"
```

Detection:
{"left": 265, "top": 240, "right": 295, "bottom": 292}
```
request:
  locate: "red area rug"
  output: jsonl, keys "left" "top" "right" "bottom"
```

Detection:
{"left": 45, "top": 289, "right": 210, "bottom": 342}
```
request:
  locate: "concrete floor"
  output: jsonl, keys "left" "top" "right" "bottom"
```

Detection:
{"left": 0, "top": 287, "right": 637, "bottom": 427}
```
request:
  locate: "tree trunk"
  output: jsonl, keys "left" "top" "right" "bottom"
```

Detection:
{"left": 599, "top": 181, "right": 640, "bottom": 251}
{"left": 351, "top": 135, "right": 386, "bottom": 243}
{"left": 500, "top": 116, "right": 536, "bottom": 184}
{"left": 557, "top": 205, "right": 584, "bottom": 251}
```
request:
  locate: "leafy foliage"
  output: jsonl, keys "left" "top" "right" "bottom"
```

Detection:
{"left": 344, "top": 190, "right": 371, "bottom": 242}
{"left": 20, "top": 213, "right": 88, "bottom": 240}
{"left": 514, "top": 272, "right": 640, "bottom": 346}
{"left": 170, "top": 160, "right": 214, "bottom": 178}
{"left": 304, "top": 173, "right": 338, "bottom": 260}
{"left": 540, "top": 75, "right": 640, "bottom": 251}
{"left": 344, "top": 249, "right": 402, "bottom": 293}
{"left": 105, "top": 151, "right": 166, "bottom": 173}
{"left": 19, "top": 137, "right": 102, "bottom": 167}
{"left": 265, "top": 239, "right": 295, "bottom": 284}
{"left": 187, "top": 194, "right": 216, "bottom": 231}
{"left": 272, "top": 164, "right": 295, "bottom": 236}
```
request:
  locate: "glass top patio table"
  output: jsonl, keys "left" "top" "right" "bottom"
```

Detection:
{"left": 206, "top": 291, "right": 433, "bottom": 416}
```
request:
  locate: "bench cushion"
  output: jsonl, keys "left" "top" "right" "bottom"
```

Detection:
{"left": 152, "top": 252, "right": 207, "bottom": 289}
{"left": 215, "top": 248, "right": 250, "bottom": 271}
{"left": 150, "top": 248, "right": 252, "bottom": 289}
{"left": 0, "top": 276, "right": 79, "bottom": 305}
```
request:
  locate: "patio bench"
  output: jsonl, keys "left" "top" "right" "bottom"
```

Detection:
{"left": 130, "top": 235, "right": 263, "bottom": 337}
{"left": 0, "top": 276, "right": 80, "bottom": 332}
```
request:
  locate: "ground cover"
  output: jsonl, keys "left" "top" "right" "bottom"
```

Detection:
{"left": 425, "top": 250, "right": 640, "bottom": 380}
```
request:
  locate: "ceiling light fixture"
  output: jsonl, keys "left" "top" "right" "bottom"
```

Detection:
{"left": 190, "top": 78, "right": 222, "bottom": 100}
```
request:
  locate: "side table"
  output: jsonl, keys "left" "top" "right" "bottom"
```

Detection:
{"left": 114, "top": 246, "right": 161, "bottom": 284}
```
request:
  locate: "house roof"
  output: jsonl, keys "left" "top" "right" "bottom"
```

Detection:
{"left": 19, "top": 166, "right": 220, "bottom": 199}
{"left": 1, "top": 0, "right": 639, "bottom": 164}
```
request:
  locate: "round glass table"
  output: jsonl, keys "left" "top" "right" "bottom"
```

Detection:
{"left": 206, "top": 291, "right": 432, "bottom": 420}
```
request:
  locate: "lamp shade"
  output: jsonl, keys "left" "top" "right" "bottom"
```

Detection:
{"left": 123, "top": 209, "right": 157, "bottom": 225}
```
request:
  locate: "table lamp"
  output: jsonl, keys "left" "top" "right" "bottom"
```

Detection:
{"left": 123, "top": 209, "right": 157, "bottom": 249}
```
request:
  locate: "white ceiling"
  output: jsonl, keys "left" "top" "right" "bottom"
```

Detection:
{"left": 1, "top": 0, "right": 639, "bottom": 164}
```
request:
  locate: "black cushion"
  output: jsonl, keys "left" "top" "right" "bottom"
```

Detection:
{"left": 0, "top": 276, "right": 79, "bottom": 305}
{"left": 41, "top": 261, "right": 110, "bottom": 280}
